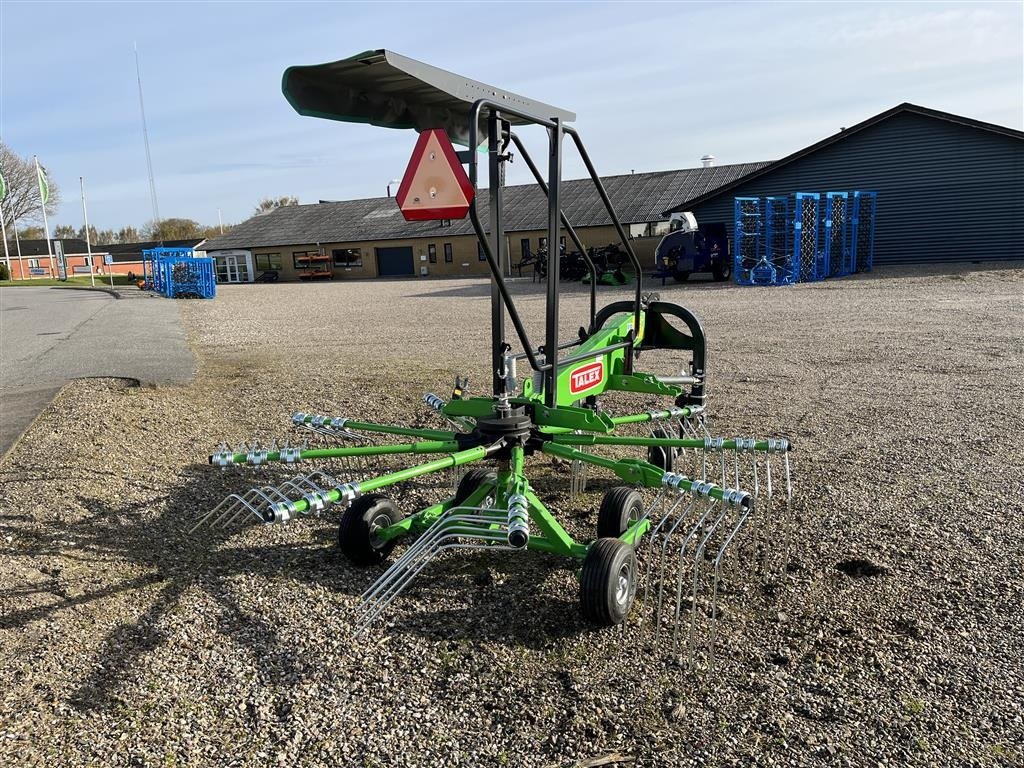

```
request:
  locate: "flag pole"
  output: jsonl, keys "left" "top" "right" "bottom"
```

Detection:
{"left": 12, "top": 213, "right": 22, "bottom": 280}
{"left": 0, "top": 201, "right": 10, "bottom": 280}
{"left": 80, "top": 176, "right": 95, "bottom": 287}
{"left": 34, "top": 155, "right": 54, "bottom": 277}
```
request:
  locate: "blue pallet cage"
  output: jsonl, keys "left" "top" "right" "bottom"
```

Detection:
{"left": 765, "top": 195, "right": 799, "bottom": 285}
{"left": 850, "top": 191, "right": 878, "bottom": 272}
{"left": 158, "top": 256, "right": 216, "bottom": 299}
{"left": 823, "top": 192, "right": 853, "bottom": 278}
{"left": 733, "top": 197, "right": 764, "bottom": 285}
{"left": 143, "top": 247, "right": 198, "bottom": 293}
{"left": 793, "top": 193, "right": 823, "bottom": 282}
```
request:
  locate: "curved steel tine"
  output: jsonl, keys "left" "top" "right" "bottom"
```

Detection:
{"left": 709, "top": 508, "right": 750, "bottom": 668}
{"left": 357, "top": 529, "right": 510, "bottom": 630}
{"left": 357, "top": 509, "right": 511, "bottom": 628}
{"left": 652, "top": 494, "right": 697, "bottom": 640}
{"left": 220, "top": 486, "right": 286, "bottom": 528}
{"left": 688, "top": 501, "right": 734, "bottom": 668}
{"left": 669, "top": 499, "right": 717, "bottom": 657}
{"left": 637, "top": 488, "right": 676, "bottom": 609}
{"left": 779, "top": 453, "right": 794, "bottom": 573}
{"left": 360, "top": 509, "right": 504, "bottom": 601}
{"left": 210, "top": 488, "right": 263, "bottom": 528}
{"left": 356, "top": 535, "right": 512, "bottom": 632}
{"left": 190, "top": 492, "right": 247, "bottom": 534}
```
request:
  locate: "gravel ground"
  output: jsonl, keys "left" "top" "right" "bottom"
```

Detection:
{"left": 1, "top": 264, "right": 1022, "bottom": 767}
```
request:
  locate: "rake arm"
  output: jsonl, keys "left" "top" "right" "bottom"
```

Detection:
{"left": 209, "top": 439, "right": 464, "bottom": 467}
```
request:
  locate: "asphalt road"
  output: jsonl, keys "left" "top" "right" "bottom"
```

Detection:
{"left": 0, "top": 287, "right": 196, "bottom": 457}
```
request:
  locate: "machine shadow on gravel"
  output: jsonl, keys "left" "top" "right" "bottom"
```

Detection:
{"left": 1, "top": 463, "right": 602, "bottom": 711}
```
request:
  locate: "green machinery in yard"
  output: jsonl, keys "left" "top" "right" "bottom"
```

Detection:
{"left": 197, "top": 51, "right": 793, "bottom": 665}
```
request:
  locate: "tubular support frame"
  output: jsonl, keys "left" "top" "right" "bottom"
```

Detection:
{"left": 465, "top": 98, "right": 643, "bottom": 403}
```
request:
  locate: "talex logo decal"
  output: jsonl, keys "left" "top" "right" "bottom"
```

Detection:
{"left": 569, "top": 361, "right": 604, "bottom": 394}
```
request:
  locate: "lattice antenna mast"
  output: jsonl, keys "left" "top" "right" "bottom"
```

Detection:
{"left": 134, "top": 43, "right": 161, "bottom": 238}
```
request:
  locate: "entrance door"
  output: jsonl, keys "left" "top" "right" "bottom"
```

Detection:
{"left": 375, "top": 246, "right": 415, "bottom": 277}
{"left": 214, "top": 253, "right": 251, "bottom": 283}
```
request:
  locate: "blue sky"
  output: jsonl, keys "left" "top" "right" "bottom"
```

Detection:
{"left": 1, "top": 1, "right": 1021, "bottom": 232}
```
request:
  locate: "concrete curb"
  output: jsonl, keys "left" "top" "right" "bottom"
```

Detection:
{"left": 49, "top": 285, "right": 122, "bottom": 299}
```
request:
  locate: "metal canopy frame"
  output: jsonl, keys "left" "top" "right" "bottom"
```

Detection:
{"left": 282, "top": 49, "right": 576, "bottom": 146}
{"left": 283, "top": 50, "right": 643, "bottom": 408}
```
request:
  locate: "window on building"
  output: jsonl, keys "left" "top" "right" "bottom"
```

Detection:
{"left": 444, "top": 243, "right": 453, "bottom": 263}
{"left": 520, "top": 239, "right": 530, "bottom": 258}
{"left": 478, "top": 241, "right": 486, "bottom": 261}
{"left": 560, "top": 236, "right": 566, "bottom": 251}
{"left": 256, "top": 253, "right": 282, "bottom": 271}
{"left": 428, "top": 244, "right": 437, "bottom": 264}
{"left": 332, "top": 248, "right": 362, "bottom": 268}
{"left": 539, "top": 236, "right": 548, "bottom": 251}
{"left": 440, "top": 219, "right": 452, "bottom": 228}
{"left": 28, "top": 258, "right": 40, "bottom": 268}
{"left": 292, "top": 251, "right": 318, "bottom": 269}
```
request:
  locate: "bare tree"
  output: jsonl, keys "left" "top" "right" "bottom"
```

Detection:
{"left": 0, "top": 143, "right": 60, "bottom": 233}
{"left": 53, "top": 223, "right": 77, "bottom": 238}
{"left": 254, "top": 196, "right": 299, "bottom": 215}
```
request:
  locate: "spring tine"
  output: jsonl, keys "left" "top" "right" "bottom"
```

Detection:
{"left": 688, "top": 501, "right": 733, "bottom": 667}
{"left": 356, "top": 509, "right": 512, "bottom": 631}
{"left": 669, "top": 499, "right": 717, "bottom": 656}
{"left": 652, "top": 494, "right": 697, "bottom": 640}
{"left": 709, "top": 507, "right": 750, "bottom": 668}
{"left": 638, "top": 488, "right": 675, "bottom": 609}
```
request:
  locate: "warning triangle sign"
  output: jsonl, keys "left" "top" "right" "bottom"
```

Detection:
{"left": 395, "top": 129, "right": 475, "bottom": 222}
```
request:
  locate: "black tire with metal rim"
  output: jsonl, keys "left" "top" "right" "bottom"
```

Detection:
{"left": 712, "top": 260, "right": 733, "bottom": 281}
{"left": 597, "top": 486, "right": 644, "bottom": 538}
{"left": 580, "top": 538, "right": 638, "bottom": 626}
{"left": 453, "top": 468, "right": 497, "bottom": 507}
{"left": 646, "top": 426, "right": 676, "bottom": 473}
{"left": 338, "top": 495, "right": 401, "bottom": 566}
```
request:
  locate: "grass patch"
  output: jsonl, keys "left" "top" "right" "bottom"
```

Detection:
{"left": 0, "top": 275, "right": 136, "bottom": 287}
{"left": 904, "top": 698, "right": 926, "bottom": 715}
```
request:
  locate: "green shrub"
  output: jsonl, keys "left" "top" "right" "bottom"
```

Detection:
{"left": 0, "top": 263, "right": 9, "bottom": 281}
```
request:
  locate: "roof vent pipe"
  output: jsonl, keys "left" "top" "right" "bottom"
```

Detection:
{"left": 700, "top": 154, "right": 715, "bottom": 168}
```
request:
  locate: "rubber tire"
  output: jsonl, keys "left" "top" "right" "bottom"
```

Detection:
{"left": 454, "top": 467, "right": 497, "bottom": 507}
{"left": 712, "top": 261, "right": 732, "bottom": 282}
{"left": 647, "top": 426, "right": 675, "bottom": 473}
{"left": 580, "top": 538, "right": 638, "bottom": 626}
{"left": 338, "top": 495, "right": 401, "bottom": 567}
{"left": 597, "top": 486, "right": 644, "bottom": 538}
{"left": 673, "top": 271, "right": 690, "bottom": 283}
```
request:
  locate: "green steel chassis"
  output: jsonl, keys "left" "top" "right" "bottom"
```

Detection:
{"left": 200, "top": 50, "right": 793, "bottom": 639}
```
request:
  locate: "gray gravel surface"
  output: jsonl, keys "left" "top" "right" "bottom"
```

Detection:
{"left": 1, "top": 264, "right": 1022, "bottom": 767}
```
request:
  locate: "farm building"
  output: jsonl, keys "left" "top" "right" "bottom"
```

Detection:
{"left": 667, "top": 103, "right": 1024, "bottom": 267}
{"left": 1, "top": 238, "right": 207, "bottom": 280}
{"left": 200, "top": 163, "right": 769, "bottom": 282}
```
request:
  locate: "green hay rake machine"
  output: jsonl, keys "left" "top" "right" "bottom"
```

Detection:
{"left": 196, "top": 51, "right": 793, "bottom": 666}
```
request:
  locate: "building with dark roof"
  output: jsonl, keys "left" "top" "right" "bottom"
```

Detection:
{"left": 665, "top": 103, "right": 1024, "bottom": 267}
{"left": 201, "top": 163, "right": 770, "bottom": 282}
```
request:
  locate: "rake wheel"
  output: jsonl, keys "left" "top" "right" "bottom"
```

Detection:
{"left": 647, "top": 426, "right": 676, "bottom": 472}
{"left": 339, "top": 496, "right": 402, "bottom": 566}
{"left": 581, "top": 538, "right": 638, "bottom": 626}
{"left": 597, "top": 486, "right": 643, "bottom": 538}
{"left": 454, "top": 468, "right": 497, "bottom": 507}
